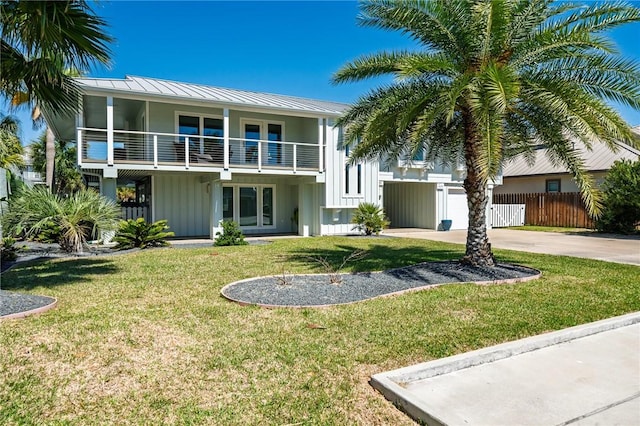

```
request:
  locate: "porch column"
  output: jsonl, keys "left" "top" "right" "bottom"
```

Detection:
{"left": 223, "top": 108, "right": 230, "bottom": 169}
{"left": 317, "top": 118, "right": 324, "bottom": 172}
{"left": 107, "top": 96, "right": 114, "bottom": 166}
{"left": 102, "top": 177, "right": 117, "bottom": 201}
{"left": 210, "top": 180, "right": 224, "bottom": 239}
{"left": 298, "top": 183, "right": 317, "bottom": 237}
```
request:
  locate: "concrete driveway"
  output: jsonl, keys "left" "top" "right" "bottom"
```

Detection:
{"left": 385, "top": 228, "right": 640, "bottom": 265}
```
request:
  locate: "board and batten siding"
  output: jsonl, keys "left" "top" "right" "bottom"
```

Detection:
{"left": 153, "top": 174, "right": 210, "bottom": 237}
{"left": 384, "top": 182, "right": 437, "bottom": 229}
{"left": 323, "top": 124, "right": 380, "bottom": 208}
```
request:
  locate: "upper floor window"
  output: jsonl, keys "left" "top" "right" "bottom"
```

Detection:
{"left": 546, "top": 179, "right": 561, "bottom": 193}
{"left": 344, "top": 143, "right": 362, "bottom": 196}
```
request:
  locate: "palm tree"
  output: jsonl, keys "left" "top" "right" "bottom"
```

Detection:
{"left": 1, "top": 1, "right": 112, "bottom": 189}
{"left": 0, "top": 114, "right": 24, "bottom": 170}
{"left": 333, "top": 0, "right": 640, "bottom": 266}
{"left": 3, "top": 185, "right": 120, "bottom": 253}
{"left": 30, "top": 130, "right": 85, "bottom": 195}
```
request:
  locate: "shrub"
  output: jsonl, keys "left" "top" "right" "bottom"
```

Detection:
{"left": 596, "top": 159, "right": 640, "bottom": 234}
{"left": 2, "top": 186, "right": 121, "bottom": 253}
{"left": 113, "top": 218, "right": 175, "bottom": 249}
{"left": 1, "top": 236, "right": 18, "bottom": 262}
{"left": 351, "top": 202, "right": 390, "bottom": 236}
{"left": 214, "top": 221, "right": 248, "bottom": 246}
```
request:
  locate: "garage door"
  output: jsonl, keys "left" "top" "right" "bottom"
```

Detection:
{"left": 447, "top": 188, "right": 468, "bottom": 230}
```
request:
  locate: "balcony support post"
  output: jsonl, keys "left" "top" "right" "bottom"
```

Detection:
{"left": 153, "top": 135, "right": 158, "bottom": 168}
{"left": 107, "top": 96, "right": 114, "bottom": 166}
{"left": 318, "top": 118, "right": 324, "bottom": 172}
{"left": 223, "top": 108, "right": 230, "bottom": 169}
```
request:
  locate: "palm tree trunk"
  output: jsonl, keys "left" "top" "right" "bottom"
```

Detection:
{"left": 45, "top": 126, "right": 55, "bottom": 191}
{"left": 461, "top": 113, "right": 495, "bottom": 267}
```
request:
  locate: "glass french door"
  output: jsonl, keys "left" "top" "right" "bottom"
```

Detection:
{"left": 244, "top": 123, "right": 260, "bottom": 164}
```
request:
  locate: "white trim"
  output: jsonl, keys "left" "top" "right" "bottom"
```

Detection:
{"left": 106, "top": 96, "right": 114, "bottom": 165}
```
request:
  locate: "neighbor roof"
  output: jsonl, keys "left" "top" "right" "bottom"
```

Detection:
{"left": 75, "top": 75, "right": 350, "bottom": 117}
{"left": 502, "top": 139, "right": 640, "bottom": 177}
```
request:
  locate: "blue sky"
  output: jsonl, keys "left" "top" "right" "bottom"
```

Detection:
{"left": 9, "top": 0, "right": 640, "bottom": 144}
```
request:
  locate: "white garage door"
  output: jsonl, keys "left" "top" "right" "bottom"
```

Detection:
{"left": 447, "top": 188, "right": 469, "bottom": 230}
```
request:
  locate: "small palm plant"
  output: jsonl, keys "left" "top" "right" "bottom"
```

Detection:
{"left": 351, "top": 202, "right": 390, "bottom": 236}
{"left": 113, "top": 218, "right": 175, "bottom": 249}
{"left": 3, "top": 186, "right": 120, "bottom": 253}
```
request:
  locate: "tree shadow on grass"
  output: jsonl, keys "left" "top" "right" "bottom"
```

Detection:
{"left": 1, "top": 257, "right": 120, "bottom": 291}
{"left": 284, "top": 243, "right": 464, "bottom": 273}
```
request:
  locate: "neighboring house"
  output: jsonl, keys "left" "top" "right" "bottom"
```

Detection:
{"left": 46, "top": 75, "right": 485, "bottom": 238}
{"left": 494, "top": 135, "right": 640, "bottom": 195}
{"left": 19, "top": 145, "right": 45, "bottom": 187}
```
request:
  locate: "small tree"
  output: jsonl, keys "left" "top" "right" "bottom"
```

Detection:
{"left": 351, "top": 202, "right": 389, "bottom": 236}
{"left": 214, "top": 221, "right": 248, "bottom": 246}
{"left": 596, "top": 159, "right": 640, "bottom": 234}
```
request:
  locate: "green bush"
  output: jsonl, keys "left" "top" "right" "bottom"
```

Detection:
{"left": 113, "top": 218, "right": 175, "bottom": 249}
{"left": 351, "top": 202, "right": 390, "bottom": 236}
{"left": 2, "top": 186, "right": 121, "bottom": 253}
{"left": 1, "top": 237, "right": 18, "bottom": 262}
{"left": 596, "top": 159, "right": 640, "bottom": 234}
{"left": 214, "top": 221, "right": 248, "bottom": 246}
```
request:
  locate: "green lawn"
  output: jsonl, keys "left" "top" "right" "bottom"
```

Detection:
{"left": 1, "top": 236, "right": 638, "bottom": 425}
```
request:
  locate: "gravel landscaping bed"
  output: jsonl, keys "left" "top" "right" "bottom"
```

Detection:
{"left": 221, "top": 261, "right": 541, "bottom": 307}
{"left": 0, "top": 290, "right": 56, "bottom": 318}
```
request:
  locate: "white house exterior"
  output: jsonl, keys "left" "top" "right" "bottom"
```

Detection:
{"left": 47, "top": 75, "right": 483, "bottom": 237}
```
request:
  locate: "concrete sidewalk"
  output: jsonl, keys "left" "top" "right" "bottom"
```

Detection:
{"left": 385, "top": 228, "right": 640, "bottom": 265}
{"left": 371, "top": 312, "right": 640, "bottom": 425}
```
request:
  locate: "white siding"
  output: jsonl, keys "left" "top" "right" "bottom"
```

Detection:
{"left": 153, "top": 174, "right": 210, "bottom": 237}
{"left": 384, "top": 182, "right": 437, "bottom": 229}
{"left": 323, "top": 123, "right": 380, "bottom": 208}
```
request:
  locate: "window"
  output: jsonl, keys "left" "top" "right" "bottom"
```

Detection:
{"left": 267, "top": 123, "right": 282, "bottom": 165}
{"left": 344, "top": 143, "right": 362, "bottom": 196}
{"left": 222, "top": 185, "right": 275, "bottom": 228}
{"left": 223, "top": 187, "right": 234, "bottom": 221}
{"left": 176, "top": 113, "right": 224, "bottom": 162}
{"left": 240, "top": 119, "right": 285, "bottom": 165}
{"left": 546, "top": 179, "right": 561, "bottom": 193}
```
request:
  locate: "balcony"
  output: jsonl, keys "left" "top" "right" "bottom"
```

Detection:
{"left": 77, "top": 128, "right": 324, "bottom": 174}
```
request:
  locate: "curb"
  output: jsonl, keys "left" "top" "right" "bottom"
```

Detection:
{"left": 370, "top": 311, "right": 640, "bottom": 426}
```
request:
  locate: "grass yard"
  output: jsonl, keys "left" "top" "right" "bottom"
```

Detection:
{"left": 1, "top": 236, "right": 639, "bottom": 425}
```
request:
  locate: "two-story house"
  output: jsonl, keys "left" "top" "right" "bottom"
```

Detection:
{"left": 47, "top": 76, "right": 490, "bottom": 238}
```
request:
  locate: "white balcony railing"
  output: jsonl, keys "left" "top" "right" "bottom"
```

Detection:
{"left": 77, "top": 128, "right": 323, "bottom": 172}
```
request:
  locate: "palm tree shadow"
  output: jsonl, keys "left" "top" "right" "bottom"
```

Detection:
{"left": 285, "top": 243, "right": 464, "bottom": 273}
{"left": 2, "top": 257, "right": 120, "bottom": 291}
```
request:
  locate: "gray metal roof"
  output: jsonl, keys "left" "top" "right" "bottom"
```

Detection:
{"left": 76, "top": 75, "right": 350, "bottom": 116}
{"left": 502, "top": 138, "right": 640, "bottom": 177}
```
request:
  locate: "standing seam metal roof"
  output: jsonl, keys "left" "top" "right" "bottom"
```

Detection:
{"left": 76, "top": 75, "right": 350, "bottom": 116}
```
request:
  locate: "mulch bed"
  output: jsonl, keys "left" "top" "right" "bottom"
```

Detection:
{"left": 221, "top": 261, "right": 541, "bottom": 308}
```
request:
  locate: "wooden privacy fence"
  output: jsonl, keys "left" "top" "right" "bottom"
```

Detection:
{"left": 493, "top": 192, "right": 595, "bottom": 228}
